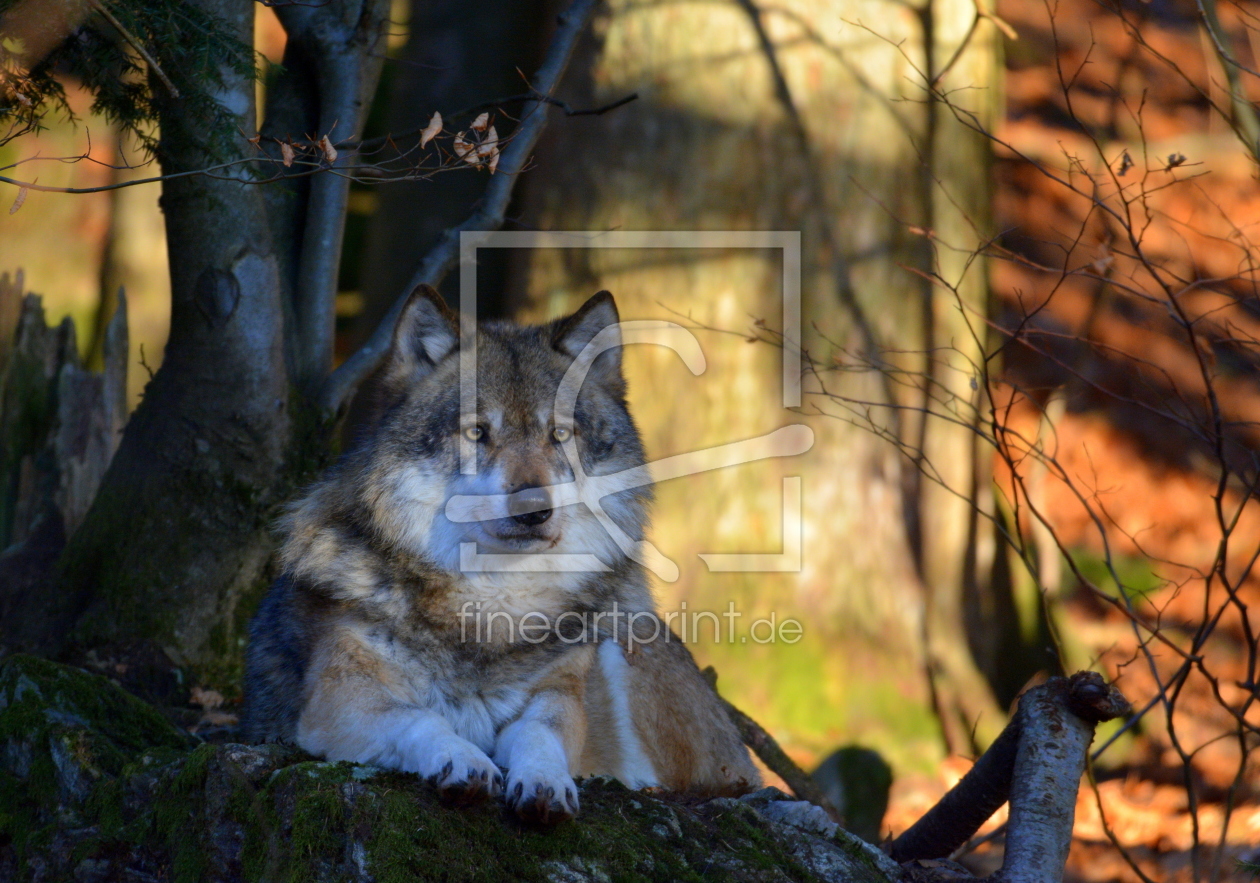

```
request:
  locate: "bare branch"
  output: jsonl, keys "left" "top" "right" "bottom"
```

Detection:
{"left": 998, "top": 674, "right": 1130, "bottom": 883}
{"left": 702, "top": 666, "right": 842, "bottom": 822}
{"left": 890, "top": 673, "right": 1129, "bottom": 872}
{"left": 1197, "top": 0, "right": 1260, "bottom": 162}
{"left": 320, "top": 0, "right": 601, "bottom": 414}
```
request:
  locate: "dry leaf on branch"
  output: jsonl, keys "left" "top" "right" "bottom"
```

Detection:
{"left": 319, "top": 135, "right": 337, "bottom": 163}
{"left": 478, "top": 125, "right": 500, "bottom": 174}
{"left": 477, "top": 125, "right": 498, "bottom": 158}
{"left": 454, "top": 116, "right": 500, "bottom": 172}
{"left": 280, "top": 142, "right": 295, "bottom": 168}
{"left": 453, "top": 133, "right": 478, "bottom": 166}
{"left": 8, "top": 186, "right": 27, "bottom": 215}
{"left": 420, "top": 111, "right": 442, "bottom": 147}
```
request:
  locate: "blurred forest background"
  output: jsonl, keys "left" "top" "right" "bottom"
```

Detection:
{"left": 3, "top": 0, "right": 1260, "bottom": 881}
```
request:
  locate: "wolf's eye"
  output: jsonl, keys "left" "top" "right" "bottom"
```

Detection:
{"left": 463, "top": 426, "right": 485, "bottom": 442}
{"left": 552, "top": 427, "right": 572, "bottom": 443}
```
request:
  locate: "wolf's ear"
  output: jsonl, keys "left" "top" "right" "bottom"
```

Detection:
{"left": 552, "top": 291, "right": 622, "bottom": 385}
{"left": 381, "top": 284, "right": 459, "bottom": 390}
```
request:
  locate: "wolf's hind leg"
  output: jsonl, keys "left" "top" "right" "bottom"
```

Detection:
{"left": 618, "top": 626, "right": 761, "bottom": 797}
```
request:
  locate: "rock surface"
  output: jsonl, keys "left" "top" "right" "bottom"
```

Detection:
{"left": 0, "top": 654, "right": 900, "bottom": 883}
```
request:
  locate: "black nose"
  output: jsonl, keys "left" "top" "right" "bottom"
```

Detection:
{"left": 509, "top": 485, "right": 552, "bottom": 526}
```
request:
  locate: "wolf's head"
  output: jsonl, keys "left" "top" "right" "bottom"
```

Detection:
{"left": 354, "top": 287, "right": 651, "bottom": 585}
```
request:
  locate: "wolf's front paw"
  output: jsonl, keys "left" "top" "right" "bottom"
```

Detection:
{"left": 419, "top": 738, "right": 504, "bottom": 805}
{"left": 505, "top": 764, "right": 579, "bottom": 824}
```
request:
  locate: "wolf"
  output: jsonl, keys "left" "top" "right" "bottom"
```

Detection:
{"left": 242, "top": 286, "right": 759, "bottom": 822}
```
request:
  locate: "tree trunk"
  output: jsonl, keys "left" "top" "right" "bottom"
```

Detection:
{"left": 915, "top": 0, "right": 1017, "bottom": 752}
{"left": 0, "top": 278, "right": 127, "bottom": 655}
{"left": 53, "top": 0, "right": 293, "bottom": 685}
{"left": 32, "top": 0, "right": 391, "bottom": 689}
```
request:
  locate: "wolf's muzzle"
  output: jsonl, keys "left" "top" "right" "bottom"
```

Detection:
{"left": 508, "top": 484, "right": 553, "bottom": 526}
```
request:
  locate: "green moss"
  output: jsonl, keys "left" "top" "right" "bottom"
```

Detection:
{"left": 0, "top": 655, "right": 192, "bottom": 762}
{"left": 285, "top": 389, "right": 339, "bottom": 484}
{"left": 201, "top": 563, "right": 274, "bottom": 700}
{"left": 0, "top": 656, "right": 194, "bottom": 874}
{"left": 150, "top": 743, "right": 216, "bottom": 883}
{"left": 83, "top": 774, "right": 127, "bottom": 835}
{"left": 1, "top": 657, "right": 897, "bottom": 883}
{"left": 833, "top": 831, "right": 885, "bottom": 875}
{"left": 702, "top": 801, "right": 812, "bottom": 879}
{"left": 0, "top": 769, "right": 36, "bottom": 861}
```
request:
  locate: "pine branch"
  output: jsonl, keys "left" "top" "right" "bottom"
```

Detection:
{"left": 86, "top": 0, "right": 179, "bottom": 98}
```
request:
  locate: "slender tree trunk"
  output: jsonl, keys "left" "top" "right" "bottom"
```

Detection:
{"left": 915, "top": 0, "right": 1012, "bottom": 752}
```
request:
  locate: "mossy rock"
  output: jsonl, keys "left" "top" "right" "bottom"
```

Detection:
{"left": 0, "top": 655, "right": 900, "bottom": 883}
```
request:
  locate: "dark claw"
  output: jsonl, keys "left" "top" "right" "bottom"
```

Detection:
{"left": 440, "top": 760, "right": 453, "bottom": 780}
{"left": 507, "top": 778, "right": 576, "bottom": 824}
{"left": 438, "top": 771, "right": 494, "bottom": 807}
